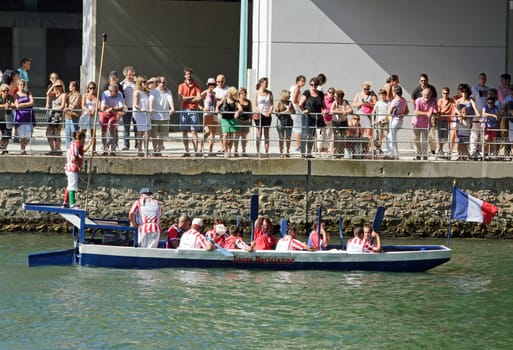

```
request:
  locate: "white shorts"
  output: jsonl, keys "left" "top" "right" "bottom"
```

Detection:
{"left": 138, "top": 231, "right": 160, "bottom": 248}
{"left": 65, "top": 170, "right": 79, "bottom": 191}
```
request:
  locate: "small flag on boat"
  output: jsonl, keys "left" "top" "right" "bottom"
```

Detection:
{"left": 450, "top": 187, "right": 498, "bottom": 224}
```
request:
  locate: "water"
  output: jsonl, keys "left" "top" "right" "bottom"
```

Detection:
{"left": 1, "top": 233, "right": 512, "bottom": 350}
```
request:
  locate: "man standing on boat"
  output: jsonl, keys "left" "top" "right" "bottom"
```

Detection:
{"left": 179, "top": 218, "right": 214, "bottom": 250}
{"left": 129, "top": 188, "right": 162, "bottom": 248}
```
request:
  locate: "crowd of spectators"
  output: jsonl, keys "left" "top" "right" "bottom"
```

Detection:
{"left": 1, "top": 59, "right": 512, "bottom": 161}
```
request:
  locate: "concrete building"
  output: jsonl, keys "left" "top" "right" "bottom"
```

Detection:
{"left": 2, "top": 0, "right": 512, "bottom": 101}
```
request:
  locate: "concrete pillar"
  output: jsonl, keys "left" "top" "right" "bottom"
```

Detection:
{"left": 82, "top": 0, "right": 97, "bottom": 90}
{"left": 252, "top": 0, "right": 272, "bottom": 85}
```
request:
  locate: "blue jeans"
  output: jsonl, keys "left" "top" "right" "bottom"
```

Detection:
{"left": 386, "top": 117, "right": 403, "bottom": 159}
{"left": 64, "top": 117, "right": 79, "bottom": 148}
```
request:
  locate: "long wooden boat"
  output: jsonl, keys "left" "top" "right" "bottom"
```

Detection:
{"left": 23, "top": 203, "right": 451, "bottom": 272}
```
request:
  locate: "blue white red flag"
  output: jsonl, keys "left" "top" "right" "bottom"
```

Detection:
{"left": 450, "top": 187, "right": 498, "bottom": 224}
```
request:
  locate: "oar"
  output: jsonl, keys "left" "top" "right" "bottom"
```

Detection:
{"left": 250, "top": 193, "right": 258, "bottom": 241}
{"left": 206, "top": 236, "right": 233, "bottom": 257}
{"left": 370, "top": 206, "right": 385, "bottom": 244}
{"left": 280, "top": 218, "right": 287, "bottom": 237}
{"left": 372, "top": 206, "right": 385, "bottom": 232}
{"left": 317, "top": 206, "right": 322, "bottom": 251}
{"left": 236, "top": 214, "right": 243, "bottom": 236}
{"left": 338, "top": 215, "right": 344, "bottom": 249}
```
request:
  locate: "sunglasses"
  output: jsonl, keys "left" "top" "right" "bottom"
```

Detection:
{"left": 1, "top": 89, "right": 8, "bottom": 92}
{"left": 88, "top": 86, "right": 95, "bottom": 90}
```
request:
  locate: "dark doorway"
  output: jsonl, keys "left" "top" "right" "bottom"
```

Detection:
{"left": 46, "top": 28, "right": 81, "bottom": 86}
{"left": 0, "top": 27, "right": 13, "bottom": 71}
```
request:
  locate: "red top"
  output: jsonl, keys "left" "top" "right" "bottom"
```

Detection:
{"left": 178, "top": 81, "right": 201, "bottom": 110}
{"left": 253, "top": 232, "right": 276, "bottom": 250}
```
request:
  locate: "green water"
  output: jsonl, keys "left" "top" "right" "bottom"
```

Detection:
{"left": 1, "top": 234, "right": 512, "bottom": 350}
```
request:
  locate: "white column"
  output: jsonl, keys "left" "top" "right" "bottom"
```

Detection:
{"left": 251, "top": 0, "right": 272, "bottom": 89}
{"left": 82, "top": 0, "right": 97, "bottom": 90}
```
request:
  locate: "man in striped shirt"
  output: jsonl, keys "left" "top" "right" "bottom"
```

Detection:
{"left": 347, "top": 225, "right": 382, "bottom": 253}
{"left": 179, "top": 218, "right": 213, "bottom": 250}
{"left": 129, "top": 188, "right": 162, "bottom": 248}
{"left": 276, "top": 226, "right": 313, "bottom": 251}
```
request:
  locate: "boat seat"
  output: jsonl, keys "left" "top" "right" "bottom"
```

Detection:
{"left": 60, "top": 213, "right": 97, "bottom": 230}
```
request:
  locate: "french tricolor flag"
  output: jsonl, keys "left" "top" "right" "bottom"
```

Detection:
{"left": 450, "top": 187, "right": 498, "bottom": 224}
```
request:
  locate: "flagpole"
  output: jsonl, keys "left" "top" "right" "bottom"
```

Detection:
{"left": 447, "top": 180, "right": 456, "bottom": 247}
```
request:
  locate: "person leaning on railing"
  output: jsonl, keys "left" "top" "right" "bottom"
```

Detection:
{"left": 235, "top": 87, "right": 252, "bottom": 157}
{"left": 13, "top": 79, "right": 35, "bottom": 155}
{"left": 99, "top": 83, "right": 125, "bottom": 156}
{"left": 0, "top": 83, "right": 14, "bottom": 154}
{"left": 298, "top": 77, "right": 325, "bottom": 158}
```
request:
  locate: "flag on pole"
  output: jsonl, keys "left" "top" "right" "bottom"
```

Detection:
{"left": 450, "top": 187, "right": 498, "bottom": 224}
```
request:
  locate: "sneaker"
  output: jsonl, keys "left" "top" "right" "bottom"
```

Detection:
{"left": 121, "top": 146, "right": 129, "bottom": 151}
{"left": 70, "top": 204, "right": 79, "bottom": 209}
{"left": 61, "top": 202, "right": 69, "bottom": 208}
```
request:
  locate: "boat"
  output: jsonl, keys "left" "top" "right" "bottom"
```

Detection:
{"left": 23, "top": 203, "right": 451, "bottom": 272}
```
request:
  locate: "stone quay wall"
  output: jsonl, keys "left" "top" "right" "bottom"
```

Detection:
{"left": 1, "top": 156, "right": 513, "bottom": 239}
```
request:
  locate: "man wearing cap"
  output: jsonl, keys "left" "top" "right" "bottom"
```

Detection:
{"left": 205, "top": 223, "right": 228, "bottom": 246}
{"left": 178, "top": 218, "right": 213, "bottom": 250}
{"left": 129, "top": 188, "right": 162, "bottom": 248}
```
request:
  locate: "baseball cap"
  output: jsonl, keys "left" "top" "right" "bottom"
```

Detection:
{"left": 192, "top": 218, "right": 203, "bottom": 226}
{"left": 215, "top": 224, "right": 226, "bottom": 234}
{"left": 207, "top": 78, "right": 216, "bottom": 85}
{"left": 139, "top": 187, "right": 153, "bottom": 195}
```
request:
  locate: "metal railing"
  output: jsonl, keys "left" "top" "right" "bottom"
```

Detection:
{"left": 1, "top": 106, "right": 511, "bottom": 161}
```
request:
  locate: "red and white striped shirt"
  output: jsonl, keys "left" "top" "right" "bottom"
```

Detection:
{"left": 276, "top": 235, "right": 307, "bottom": 251}
{"left": 346, "top": 237, "right": 379, "bottom": 253}
{"left": 64, "top": 140, "right": 84, "bottom": 172}
{"left": 179, "top": 229, "right": 210, "bottom": 249}
{"left": 223, "top": 235, "right": 250, "bottom": 250}
{"left": 129, "top": 196, "right": 162, "bottom": 235}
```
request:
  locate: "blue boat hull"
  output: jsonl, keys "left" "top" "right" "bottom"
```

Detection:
{"left": 78, "top": 244, "right": 451, "bottom": 272}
